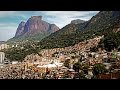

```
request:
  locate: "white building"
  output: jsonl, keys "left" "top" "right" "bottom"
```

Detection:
{"left": 0, "top": 44, "right": 9, "bottom": 50}
{"left": 0, "top": 52, "right": 5, "bottom": 63}
{"left": 12, "top": 61, "right": 18, "bottom": 64}
{"left": 103, "top": 63, "right": 111, "bottom": 70}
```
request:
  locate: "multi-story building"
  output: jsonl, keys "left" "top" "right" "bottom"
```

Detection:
{"left": 0, "top": 52, "right": 5, "bottom": 63}
{"left": 0, "top": 44, "right": 9, "bottom": 50}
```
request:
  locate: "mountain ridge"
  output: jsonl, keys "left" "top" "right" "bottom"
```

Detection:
{"left": 71, "top": 19, "right": 85, "bottom": 24}
{"left": 38, "top": 11, "right": 120, "bottom": 49}
{"left": 7, "top": 16, "right": 59, "bottom": 42}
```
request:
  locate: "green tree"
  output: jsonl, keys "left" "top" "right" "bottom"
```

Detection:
{"left": 73, "top": 71, "right": 86, "bottom": 79}
{"left": 73, "top": 62, "right": 82, "bottom": 72}
{"left": 100, "top": 31, "right": 120, "bottom": 52}
{"left": 83, "top": 64, "right": 89, "bottom": 74}
{"left": 64, "top": 59, "right": 70, "bottom": 68}
{"left": 93, "top": 63, "right": 107, "bottom": 75}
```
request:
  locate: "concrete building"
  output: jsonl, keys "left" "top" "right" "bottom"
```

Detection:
{"left": 0, "top": 52, "right": 5, "bottom": 63}
{"left": 0, "top": 44, "right": 9, "bottom": 50}
{"left": 12, "top": 61, "right": 18, "bottom": 64}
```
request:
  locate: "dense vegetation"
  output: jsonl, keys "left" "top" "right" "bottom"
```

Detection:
{"left": 38, "top": 11, "right": 120, "bottom": 49}
{"left": 4, "top": 11, "right": 120, "bottom": 61}
{"left": 93, "top": 63, "right": 107, "bottom": 75}
{"left": 2, "top": 41, "right": 41, "bottom": 62}
{"left": 7, "top": 32, "right": 50, "bottom": 43}
{"left": 92, "top": 20, "right": 120, "bottom": 52}
{"left": 98, "top": 31, "right": 120, "bottom": 52}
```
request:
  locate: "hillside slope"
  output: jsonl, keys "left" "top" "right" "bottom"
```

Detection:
{"left": 39, "top": 11, "right": 120, "bottom": 49}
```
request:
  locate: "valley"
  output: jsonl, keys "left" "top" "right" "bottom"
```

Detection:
{"left": 1, "top": 11, "right": 120, "bottom": 79}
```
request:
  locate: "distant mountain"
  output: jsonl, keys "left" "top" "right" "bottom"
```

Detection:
{"left": 71, "top": 19, "right": 85, "bottom": 24}
{"left": 15, "top": 21, "right": 26, "bottom": 37}
{"left": 7, "top": 16, "right": 59, "bottom": 42}
{"left": 0, "top": 41, "right": 5, "bottom": 45}
{"left": 39, "top": 11, "right": 120, "bottom": 49}
{"left": 78, "top": 11, "right": 120, "bottom": 32}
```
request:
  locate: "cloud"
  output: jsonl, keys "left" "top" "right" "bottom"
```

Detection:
{"left": 0, "top": 22, "right": 18, "bottom": 41}
{"left": 35, "top": 11, "right": 99, "bottom": 28}
{"left": 0, "top": 27, "right": 17, "bottom": 41}
{"left": 0, "top": 11, "right": 99, "bottom": 28}
{"left": 0, "top": 11, "right": 16, "bottom": 17}
{"left": 0, "top": 11, "right": 99, "bottom": 41}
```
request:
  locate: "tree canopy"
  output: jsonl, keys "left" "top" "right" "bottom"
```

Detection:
{"left": 93, "top": 63, "right": 107, "bottom": 75}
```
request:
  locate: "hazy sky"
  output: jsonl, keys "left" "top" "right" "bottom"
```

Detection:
{"left": 0, "top": 11, "right": 99, "bottom": 41}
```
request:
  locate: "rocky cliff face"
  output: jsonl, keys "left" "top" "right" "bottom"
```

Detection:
{"left": 15, "top": 16, "right": 59, "bottom": 37}
{"left": 7, "top": 16, "right": 59, "bottom": 42}
{"left": 15, "top": 21, "right": 26, "bottom": 37}
{"left": 48, "top": 24, "right": 60, "bottom": 33}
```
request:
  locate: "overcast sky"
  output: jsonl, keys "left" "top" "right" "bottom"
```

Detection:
{"left": 0, "top": 11, "right": 99, "bottom": 41}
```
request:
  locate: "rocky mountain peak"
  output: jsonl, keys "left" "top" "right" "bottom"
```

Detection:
{"left": 15, "top": 21, "right": 26, "bottom": 37}
{"left": 13, "top": 16, "right": 59, "bottom": 40}
{"left": 30, "top": 16, "right": 42, "bottom": 21}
